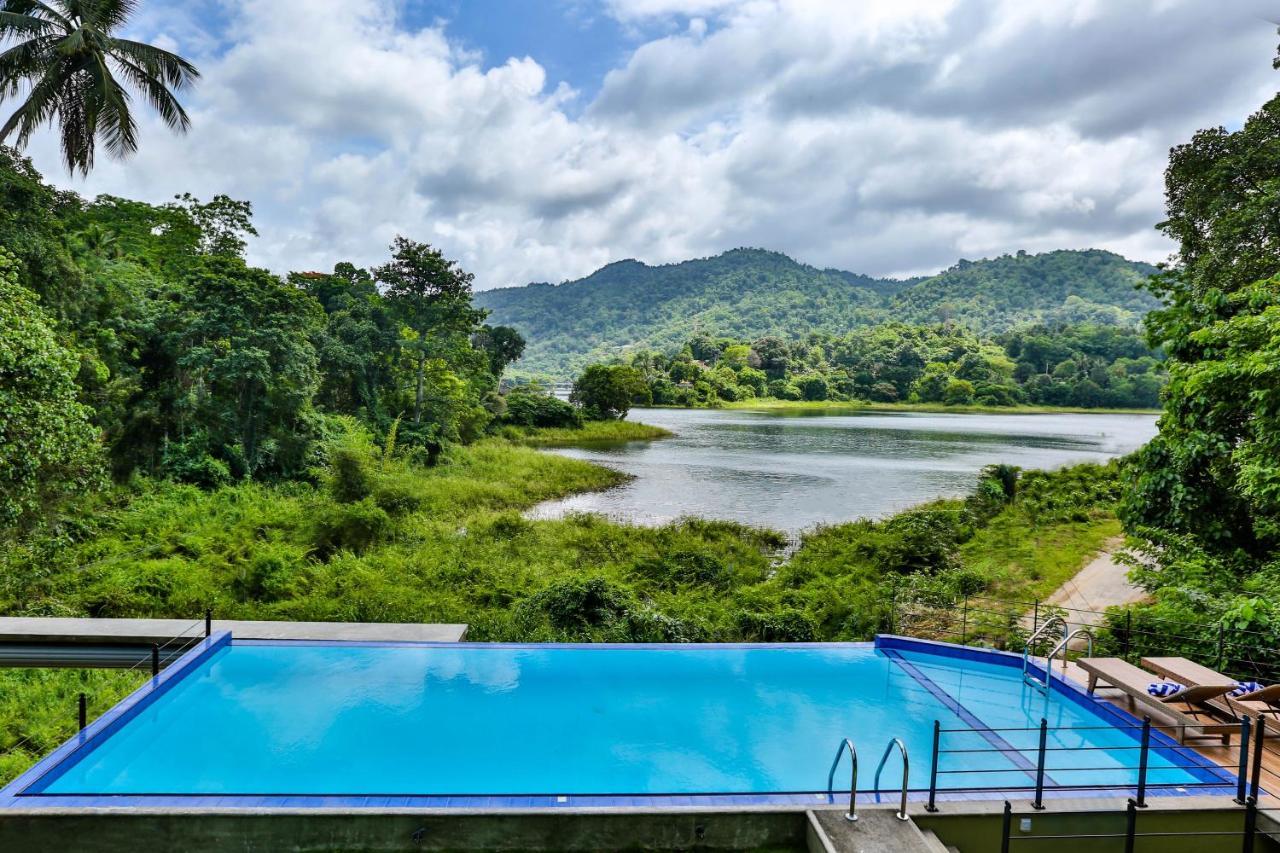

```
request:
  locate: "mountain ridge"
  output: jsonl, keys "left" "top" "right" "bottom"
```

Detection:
{"left": 475, "top": 247, "right": 1161, "bottom": 378}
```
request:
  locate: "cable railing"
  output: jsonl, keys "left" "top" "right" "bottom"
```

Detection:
{"left": 893, "top": 593, "right": 1280, "bottom": 682}
{"left": 0, "top": 611, "right": 215, "bottom": 786}
{"left": 922, "top": 715, "right": 1269, "bottom": 814}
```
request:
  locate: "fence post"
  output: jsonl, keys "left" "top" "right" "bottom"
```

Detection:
{"left": 1136, "top": 717, "right": 1150, "bottom": 808}
{"left": 1244, "top": 797, "right": 1258, "bottom": 853}
{"left": 1249, "top": 716, "right": 1266, "bottom": 803}
{"left": 151, "top": 643, "right": 159, "bottom": 676}
{"left": 1122, "top": 609, "right": 1132, "bottom": 659}
{"left": 77, "top": 692, "right": 86, "bottom": 732}
{"left": 1236, "top": 716, "right": 1252, "bottom": 805}
{"left": 927, "top": 720, "right": 940, "bottom": 813}
{"left": 205, "top": 608, "right": 212, "bottom": 638}
{"left": 961, "top": 598, "right": 968, "bottom": 646}
{"left": 1033, "top": 601, "right": 1040, "bottom": 635}
{"left": 1000, "top": 801, "right": 1012, "bottom": 853}
{"left": 1124, "top": 798, "right": 1137, "bottom": 853}
{"left": 1217, "top": 622, "right": 1226, "bottom": 672}
{"left": 1032, "top": 718, "right": 1048, "bottom": 810}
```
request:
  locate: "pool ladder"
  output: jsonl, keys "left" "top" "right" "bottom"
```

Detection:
{"left": 1022, "top": 618, "right": 1094, "bottom": 693}
{"left": 826, "top": 736, "right": 909, "bottom": 822}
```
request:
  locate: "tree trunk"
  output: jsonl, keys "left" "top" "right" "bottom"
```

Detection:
{"left": 414, "top": 350, "right": 425, "bottom": 424}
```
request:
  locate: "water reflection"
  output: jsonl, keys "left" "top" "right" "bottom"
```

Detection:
{"left": 528, "top": 408, "right": 1157, "bottom": 532}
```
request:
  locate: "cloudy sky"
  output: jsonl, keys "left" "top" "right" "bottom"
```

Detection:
{"left": 20, "top": 0, "right": 1280, "bottom": 288}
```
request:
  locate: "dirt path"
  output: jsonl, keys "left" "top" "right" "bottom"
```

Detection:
{"left": 1026, "top": 538, "right": 1148, "bottom": 632}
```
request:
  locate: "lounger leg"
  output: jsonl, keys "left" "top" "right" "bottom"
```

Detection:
{"left": 1087, "top": 674, "right": 1097, "bottom": 694}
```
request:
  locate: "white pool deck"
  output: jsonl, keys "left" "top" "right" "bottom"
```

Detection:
{"left": 0, "top": 617, "right": 468, "bottom": 645}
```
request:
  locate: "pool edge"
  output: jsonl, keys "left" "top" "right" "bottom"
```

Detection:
{"left": 1, "top": 630, "right": 232, "bottom": 800}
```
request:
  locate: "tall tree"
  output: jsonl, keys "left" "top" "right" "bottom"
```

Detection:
{"left": 374, "top": 237, "right": 483, "bottom": 425}
{"left": 0, "top": 0, "right": 200, "bottom": 175}
{"left": 1123, "top": 82, "right": 1280, "bottom": 563}
{"left": 0, "top": 247, "right": 102, "bottom": 530}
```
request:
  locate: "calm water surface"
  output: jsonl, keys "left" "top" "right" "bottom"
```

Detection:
{"left": 529, "top": 408, "right": 1157, "bottom": 532}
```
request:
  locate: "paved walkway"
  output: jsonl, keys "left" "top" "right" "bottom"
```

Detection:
{"left": 1038, "top": 538, "right": 1147, "bottom": 630}
{"left": 0, "top": 617, "right": 468, "bottom": 645}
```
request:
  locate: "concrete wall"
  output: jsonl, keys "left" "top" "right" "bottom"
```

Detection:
{"left": 0, "top": 809, "right": 809, "bottom": 853}
{"left": 917, "top": 804, "right": 1280, "bottom": 853}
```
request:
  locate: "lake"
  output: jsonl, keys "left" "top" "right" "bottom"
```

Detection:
{"left": 528, "top": 407, "right": 1158, "bottom": 533}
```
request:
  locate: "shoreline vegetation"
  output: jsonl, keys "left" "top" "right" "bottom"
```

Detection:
{"left": 0, "top": 419, "right": 1123, "bottom": 784}
{"left": 502, "top": 420, "right": 674, "bottom": 446}
{"left": 718, "top": 400, "right": 1162, "bottom": 416}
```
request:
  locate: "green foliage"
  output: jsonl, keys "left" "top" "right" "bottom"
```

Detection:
{"left": 594, "top": 321, "right": 1163, "bottom": 410}
{"left": 476, "top": 247, "right": 1160, "bottom": 379}
{"left": 0, "top": 151, "right": 520, "bottom": 511}
{"left": 0, "top": 249, "right": 103, "bottom": 531}
{"left": 501, "top": 385, "right": 582, "bottom": 428}
{"left": 1118, "top": 82, "right": 1280, "bottom": 674}
{"left": 312, "top": 498, "right": 392, "bottom": 556}
{"left": 570, "top": 364, "right": 649, "bottom": 420}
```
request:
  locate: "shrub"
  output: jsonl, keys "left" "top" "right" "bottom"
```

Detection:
{"left": 634, "top": 551, "right": 732, "bottom": 590}
{"left": 312, "top": 498, "right": 391, "bottom": 556}
{"left": 736, "top": 608, "right": 817, "bottom": 641}
{"left": 501, "top": 386, "right": 583, "bottom": 428}
{"left": 519, "top": 576, "right": 634, "bottom": 631}
{"left": 372, "top": 481, "right": 422, "bottom": 515}
{"left": 329, "top": 446, "right": 373, "bottom": 503}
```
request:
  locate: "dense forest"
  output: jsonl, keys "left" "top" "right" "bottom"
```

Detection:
{"left": 0, "top": 146, "right": 640, "bottom": 532}
{"left": 476, "top": 247, "right": 1161, "bottom": 378}
{"left": 592, "top": 322, "right": 1164, "bottom": 409}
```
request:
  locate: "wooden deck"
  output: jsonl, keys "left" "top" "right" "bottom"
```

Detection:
{"left": 1056, "top": 658, "right": 1280, "bottom": 802}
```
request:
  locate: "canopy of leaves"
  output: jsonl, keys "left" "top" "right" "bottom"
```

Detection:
{"left": 603, "top": 322, "right": 1164, "bottom": 409}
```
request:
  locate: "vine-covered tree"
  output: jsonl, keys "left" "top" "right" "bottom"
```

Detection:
{"left": 0, "top": 248, "right": 101, "bottom": 529}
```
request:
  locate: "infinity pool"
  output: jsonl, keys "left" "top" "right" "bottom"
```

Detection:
{"left": 9, "top": 636, "right": 1229, "bottom": 802}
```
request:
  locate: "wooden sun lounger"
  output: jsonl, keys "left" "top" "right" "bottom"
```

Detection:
{"left": 1077, "top": 657, "right": 1237, "bottom": 744}
{"left": 1142, "top": 656, "right": 1280, "bottom": 724}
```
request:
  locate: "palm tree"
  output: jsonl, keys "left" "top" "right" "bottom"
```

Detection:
{"left": 0, "top": 0, "right": 199, "bottom": 175}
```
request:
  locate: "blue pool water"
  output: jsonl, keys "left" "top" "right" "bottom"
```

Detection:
{"left": 34, "top": 642, "right": 1220, "bottom": 796}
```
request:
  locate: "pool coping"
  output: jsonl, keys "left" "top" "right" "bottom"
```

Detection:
{"left": 0, "top": 633, "right": 1243, "bottom": 811}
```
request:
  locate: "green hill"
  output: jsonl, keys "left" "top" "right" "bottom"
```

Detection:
{"left": 475, "top": 248, "right": 1160, "bottom": 378}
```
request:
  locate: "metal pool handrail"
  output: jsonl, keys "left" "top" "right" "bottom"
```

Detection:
{"left": 873, "top": 737, "right": 909, "bottom": 821}
{"left": 1047, "top": 627, "right": 1094, "bottom": 676}
{"left": 826, "top": 738, "right": 858, "bottom": 822}
{"left": 1022, "top": 615, "right": 1068, "bottom": 690}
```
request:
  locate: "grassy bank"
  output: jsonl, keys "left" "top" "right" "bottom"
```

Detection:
{"left": 0, "top": 425, "right": 1123, "bottom": 784}
{"left": 501, "top": 419, "right": 673, "bottom": 446}
{"left": 719, "top": 399, "right": 1161, "bottom": 416}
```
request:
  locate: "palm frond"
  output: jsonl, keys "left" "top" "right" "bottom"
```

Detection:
{"left": 0, "top": 10, "right": 60, "bottom": 36}
{"left": 94, "top": 0, "right": 139, "bottom": 33}
{"left": 0, "top": 34, "right": 58, "bottom": 94}
{"left": 0, "top": 55, "right": 66, "bottom": 143}
{"left": 0, "top": 1, "right": 71, "bottom": 30}
{"left": 110, "top": 38, "right": 198, "bottom": 88}
{"left": 87, "top": 52, "right": 135, "bottom": 161}
{"left": 112, "top": 53, "right": 188, "bottom": 132}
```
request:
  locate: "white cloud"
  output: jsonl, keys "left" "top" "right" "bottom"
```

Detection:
{"left": 18, "top": 0, "right": 1280, "bottom": 288}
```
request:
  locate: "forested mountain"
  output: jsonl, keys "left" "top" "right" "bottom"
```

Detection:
{"left": 476, "top": 248, "right": 1160, "bottom": 378}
